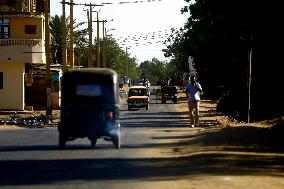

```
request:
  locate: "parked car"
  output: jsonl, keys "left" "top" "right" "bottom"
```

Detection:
{"left": 127, "top": 86, "right": 150, "bottom": 110}
{"left": 58, "top": 68, "right": 121, "bottom": 149}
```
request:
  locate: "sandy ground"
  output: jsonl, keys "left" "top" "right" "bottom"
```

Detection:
{"left": 175, "top": 92, "right": 284, "bottom": 128}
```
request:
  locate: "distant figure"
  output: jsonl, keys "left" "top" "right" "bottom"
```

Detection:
{"left": 127, "top": 78, "right": 131, "bottom": 87}
{"left": 123, "top": 76, "right": 127, "bottom": 85}
{"left": 185, "top": 76, "right": 203, "bottom": 127}
{"left": 167, "top": 77, "right": 171, "bottom": 86}
{"left": 126, "top": 77, "right": 130, "bottom": 87}
{"left": 143, "top": 77, "right": 149, "bottom": 87}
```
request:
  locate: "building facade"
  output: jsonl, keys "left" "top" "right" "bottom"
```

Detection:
{"left": 0, "top": 0, "right": 46, "bottom": 110}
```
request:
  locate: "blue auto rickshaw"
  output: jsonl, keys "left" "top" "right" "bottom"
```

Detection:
{"left": 58, "top": 68, "right": 121, "bottom": 149}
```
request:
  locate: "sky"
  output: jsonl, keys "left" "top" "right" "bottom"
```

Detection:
{"left": 50, "top": 0, "right": 189, "bottom": 63}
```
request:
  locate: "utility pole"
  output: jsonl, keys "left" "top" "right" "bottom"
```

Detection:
{"left": 69, "top": 0, "right": 74, "bottom": 69}
{"left": 87, "top": 4, "right": 93, "bottom": 67}
{"left": 247, "top": 43, "right": 253, "bottom": 123}
{"left": 93, "top": 17, "right": 108, "bottom": 68}
{"left": 102, "top": 21, "right": 106, "bottom": 68}
{"left": 61, "top": 0, "right": 67, "bottom": 72}
{"left": 125, "top": 47, "right": 129, "bottom": 77}
{"left": 45, "top": 0, "right": 52, "bottom": 116}
{"left": 86, "top": 5, "right": 102, "bottom": 68}
{"left": 83, "top": 4, "right": 104, "bottom": 68}
{"left": 96, "top": 11, "right": 100, "bottom": 68}
{"left": 103, "top": 27, "right": 115, "bottom": 68}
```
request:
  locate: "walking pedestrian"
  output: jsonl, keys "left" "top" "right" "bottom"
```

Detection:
{"left": 185, "top": 75, "right": 203, "bottom": 127}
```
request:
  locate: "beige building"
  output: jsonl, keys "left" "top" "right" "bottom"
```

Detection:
{"left": 0, "top": 0, "right": 46, "bottom": 110}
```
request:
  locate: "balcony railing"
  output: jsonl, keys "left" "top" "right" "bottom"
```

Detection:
{"left": 0, "top": 39, "right": 42, "bottom": 46}
{"left": 0, "top": 38, "right": 45, "bottom": 64}
{"left": 0, "top": 0, "right": 45, "bottom": 14}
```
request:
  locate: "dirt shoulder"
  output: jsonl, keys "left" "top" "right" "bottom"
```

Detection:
{"left": 174, "top": 93, "right": 284, "bottom": 154}
{"left": 176, "top": 92, "right": 284, "bottom": 128}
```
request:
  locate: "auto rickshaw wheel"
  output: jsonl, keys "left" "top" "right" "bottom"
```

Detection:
{"left": 90, "top": 138, "right": 97, "bottom": 149}
{"left": 161, "top": 95, "right": 166, "bottom": 104}
{"left": 59, "top": 133, "right": 66, "bottom": 149}
{"left": 112, "top": 131, "right": 121, "bottom": 149}
{"left": 173, "top": 96, "right": 178, "bottom": 104}
{"left": 113, "top": 137, "right": 120, "bottom": 149}
{"left": 146, "top": 103, "right": 149, "bottom": 110}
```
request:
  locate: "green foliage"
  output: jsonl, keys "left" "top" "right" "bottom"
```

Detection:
{"left": 50, "top": 15, "right": 88, "bottom": 66}
{"left": 49, "top": 15, "right": 140, "bottom": 80}
{"left": 164, "top": 0, "right": 283, "bottom": 121}
{"left": 50, "top": 15, "right": 62, "bottom": 64}
{"left": 103, "top": 37, "right": 140, "bottom": 80}
{"left": 139, "top": 58, "right": 167, "bottom": 85}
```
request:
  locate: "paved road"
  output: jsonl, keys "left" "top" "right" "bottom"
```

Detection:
{"left": 0, "top": 94, "right": 196, "bottom": 189}
{"left": 0, "top": 93, "right": 283, "bottom": 189}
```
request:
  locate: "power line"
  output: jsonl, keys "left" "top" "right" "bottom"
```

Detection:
{"left": 101, "top": 0, "right": 163, "bottom": 5}
{"left": 60, "top": 2, "right": 103, "bottom": 7}
{"left": 61, "top": 0, "right": 168, "bottom": 6}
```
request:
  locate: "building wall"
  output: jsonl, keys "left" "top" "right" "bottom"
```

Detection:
{"left": 10, "top": 17, "right": 43, "bottom": 39}
{"left": 0, "top": 6, "right": 46, "bottom": 110}
{"left": 0, "top": 44, "right": 44, "bottom": 64}
{"left": 0, "top": 63, "right": 25, "bottom": 110}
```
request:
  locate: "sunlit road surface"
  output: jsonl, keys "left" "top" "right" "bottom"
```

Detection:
{"left": 0, "top": 92, "right": 283, "bottom": 189}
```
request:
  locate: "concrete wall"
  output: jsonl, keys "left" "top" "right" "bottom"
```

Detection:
{"left": 0, "top": 63, "right": 25, "bottom": 110}
{"left": 0, "top": 43, "right": 44, "bottom": 64}
{"left": 0, "top": 14, "right": 46, "bottom": 110}
{"left": 10, "top": 17, "right": 43, "bottom": 39}
{"left": 0, "top": 16, "right": 45, "bottom": 64}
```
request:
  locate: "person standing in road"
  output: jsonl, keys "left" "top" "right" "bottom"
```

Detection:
{"left": 185, "top": 75, "right": 203, "bottom": 127}
{"left": 143, "top": 77, "right": 149, "bottom": 88}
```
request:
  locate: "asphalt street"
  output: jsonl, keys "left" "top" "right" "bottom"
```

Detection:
{"left": 0, "top": 93, "right": 283, "bottom": 189}
{"left": 0, "top": 94, "right": 198, "bottom": 189}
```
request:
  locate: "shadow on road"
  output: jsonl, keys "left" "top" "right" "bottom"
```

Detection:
{"left": 0, "top": 152, "right": 283, "bottom": 186}
{"left": 1, "top": 124, "right": 284, "bottom": 186}
{"left": 1, "top": 98, "right": 283, "bottom": 186}
{"left": 122, "top": 120, "right": 190, "bottom": 128}
{"left": 121, "top": 110, "right": 191, "bottom": 128}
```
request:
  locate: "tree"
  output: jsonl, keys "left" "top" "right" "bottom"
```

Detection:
{"left": 163, "top": 28, "right": 189, "bottom": 86}
{"left": 103, "top": 37, "right": 140, "bottom": 81}
{"left": 139, "top": 58, "right": 167, "bottom": 85}
{"left": 50, "top": 15, "right": 62, "bottom": 64}
{"left": 50, "top": 15, "right": 88, "bottom": 66}
{"left": 50, "top": 14, "right": 140, "bottom": 79}
{"left": 164, "top": 0, "right": 283, "bottom": 121}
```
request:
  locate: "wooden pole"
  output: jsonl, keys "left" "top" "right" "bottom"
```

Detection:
{"left": 126, "top": 47, "right": 129, "bottom": 77}
{"left": 102, "top": 22, "right": 106, "bottom": 68}
{"left": 96, "top": 11, "right": 100, "bottom": 68}
{"left": 247, "top": 47, "right": 252, "bottom": 123}
{"left": 61, "top": 0, "right": 67, "bottom": 72}
{"left": 87, "top": 4, "right": 93, "bottom": 68}
{"left": 69, "top": 0, "right": 74, "bottom": 69}
{"left": 45, "top": 0, "right": 52, "bottom": 116}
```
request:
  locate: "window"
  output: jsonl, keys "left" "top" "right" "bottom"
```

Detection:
{"left": 25, "top": 25, "right": 36, "bottom": 34}
{"left": 0, "top": 72, "right": 3, "bottom": 89}
{"left": 0, "top": 18, "right": 9, "bottom": 39}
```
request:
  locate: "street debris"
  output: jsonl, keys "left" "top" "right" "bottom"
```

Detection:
{"left": 0, "top": 112, "right": 53, "bottom": 128}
